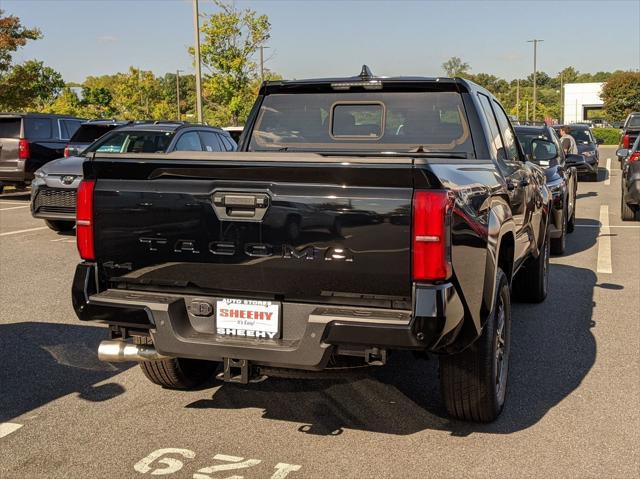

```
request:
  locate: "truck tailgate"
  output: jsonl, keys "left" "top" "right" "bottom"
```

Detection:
{"left": 89, "top": 153, "right": 416, "bottom": 308}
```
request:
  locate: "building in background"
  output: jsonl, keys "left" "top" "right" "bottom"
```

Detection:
{"left": 563, "top": 82, "right": 604, "bottom": 124}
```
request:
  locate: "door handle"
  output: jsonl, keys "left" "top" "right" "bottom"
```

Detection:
{"left": 212, "top": 192, "right": 270, "bottom": 222}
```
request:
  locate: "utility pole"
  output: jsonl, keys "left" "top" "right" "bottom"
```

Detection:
{"left": 259, "top": 45, "right": 270, "bottom": 82}
{"left": 176, "top": 69, "right": 183, "bottom": 121}
{"left": 516, "top": 78, "right": 520, "bottom": 120}
{"left": 192, "top": 0, "right": 204, "bottom": 123}
{"left": 527, "top": 39, "right": 543, "bottom": 122}
{"left": 559, "top": 72, "right": 564, "bottom": 124}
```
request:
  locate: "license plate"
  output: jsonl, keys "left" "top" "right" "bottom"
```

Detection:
{"left": 216, "top": 298, "right": 280, "bottom": 339}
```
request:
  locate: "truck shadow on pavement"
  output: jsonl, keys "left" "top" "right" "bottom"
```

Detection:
{"left": 188, "top": 222, "right": 612, "bottom": 436}
{"left": 0, "top": 322, "right": 130, "bottom": 422}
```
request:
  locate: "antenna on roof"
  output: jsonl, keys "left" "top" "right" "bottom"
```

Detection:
{"left": 359, "top": 65, "right": 373, "bottom": 79}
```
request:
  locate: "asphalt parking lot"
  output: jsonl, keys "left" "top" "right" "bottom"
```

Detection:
{"left": 0, "top": 146, "right": 638, "bottom": 479}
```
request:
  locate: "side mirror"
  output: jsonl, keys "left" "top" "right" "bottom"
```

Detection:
{"left": 616, "top": 148, "right": 629, "bottom": 158}
{"left": 596, "top": 138, "right": 604, "bottom": 145}
{"left": 530, "top": 139, "right": 558, "bottom": 162}
{"left": 566, "top": 154, "right": 586, "bottom": 166}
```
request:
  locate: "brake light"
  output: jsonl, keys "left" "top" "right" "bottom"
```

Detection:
{"left": 18, "top": 139, "right": 29, "bottom": 160}
{"left": 64, "top": 146, "right": 71, "bottom": 157}
{"left": 629, "top": 152, "right": 640, "bottom": 163}
{"left": 623, "top": 134, "right": 630, "bottom": 148}
{"left": 412, "top": 190, "right": 453, "bottom": 281}
{"left": 76, "top": 180, "right": 96, "bottom": 260}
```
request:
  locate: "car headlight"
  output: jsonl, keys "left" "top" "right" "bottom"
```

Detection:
{"left": 34, "top": 170, "right": 47, "bottom": 178}
{"left": 582, "top": 150, "right": 595, "bottom": 157}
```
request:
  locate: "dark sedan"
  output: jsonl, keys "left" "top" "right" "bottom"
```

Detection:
{"left": 617, "top": 135, "right": 640, "bottom": 221}
{"left": 553, "top": 124, "right": 602, "bottom": 181}
{"left": 515, "top": 124, "right": 579, "bottom": 254}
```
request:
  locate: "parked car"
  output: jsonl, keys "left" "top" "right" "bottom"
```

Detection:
{"left": 617, "top": 135, "right": 640, "bottom": 221}
{"left": 31, "top": 121, "right": 237, "bottom": 232}
{"left": 73, "top": 67, "right": 551, "bottom": 422}
{"left": 617, "top": 112, "right": 640, "bottom": 163}
{"left": 515, "top": 124, "right": 579, "bottom": 254}
{"left": 0, "top": 113, "right": 84, "bottom": 193}
{"left": 63, "top": 120, "right": 129, "bottom": 158}
{"left": 552, "top": 124, "right": 602, "bottom": 181}
{"left": 222, "top": 126, "right": 244, "bottom": 144}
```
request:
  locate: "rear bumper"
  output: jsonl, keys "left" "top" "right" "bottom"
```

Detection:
{"left": 0, "top": 163, "right": 27, "bottom": 183}
{"left": 72, "top": 263, "right": 466, "bottom": 369}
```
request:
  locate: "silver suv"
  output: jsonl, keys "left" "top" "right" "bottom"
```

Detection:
{"left": 31, "top": 122, "right": 237, "bottom": 231}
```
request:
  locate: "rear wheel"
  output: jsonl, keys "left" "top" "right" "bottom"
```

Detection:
{"left": 588, "top": 170, "right": 598, "bottom": 182}
{"left": 439, "top": 268, "right": 511, "bottom": 422}
{"left": 512, "top": 230, "right": 549, "bottom": 303}
{"left": 134, "top": 336, "right": 218, "bottom": 389}
{"left": 621, "top": 199, "right": 637, "bottom": 221}
{"left": 44, "top": 220, "right": 75, "bottom": 232}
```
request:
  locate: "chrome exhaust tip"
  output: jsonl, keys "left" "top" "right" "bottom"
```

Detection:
{"left": 98, "top": 340, "right": 171, "bottom": 362}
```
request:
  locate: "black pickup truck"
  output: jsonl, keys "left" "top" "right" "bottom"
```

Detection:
{"left": 73, "top": 67, "right": 551, "bottom": 422}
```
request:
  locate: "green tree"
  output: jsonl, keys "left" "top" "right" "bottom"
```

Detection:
{"left": 43, "top": 87, "right": 82, "bottom": 115}
{"left": 197, "top": 0, "right": 270, "bottom": 125}
{"left": 442, "top": 56, "right": 470, "bottom": 77}
{"left": 81, "top": 87, "right": 115, "bottom": 118}
{"left": 0, "top": 9, "right": 41, "bottom": 72}
{"left": 601, "top": 71, "right": 640, "bottom": 121}
{"left": 0, "top": 60, "right": 64, "bottom": 110}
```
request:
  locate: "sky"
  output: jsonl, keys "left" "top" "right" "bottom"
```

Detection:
{"left": 4, "top": 0, "right": 640, "bottom": 83}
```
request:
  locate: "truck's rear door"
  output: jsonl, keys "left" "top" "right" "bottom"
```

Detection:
{"left": 90, "top": 153, "right": 414, "bottom": 308}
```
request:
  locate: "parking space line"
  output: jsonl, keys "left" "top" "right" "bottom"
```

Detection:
{"left": 0, "top": 205, "right": 30, "bottom": 211}
{"left": 0, "top": 226, "right": 48, "bottom": 237}
{"left": 597, "top": 205, "right": 613, "bottom": 274}
{"left": 0, "top": 201, "right": 29, "bottom": 205}
{"left": 0, "top": 422, "right": 23, "bottom": 439}
{"left": 605, "top": 158, "right": 611, "bottom": 186}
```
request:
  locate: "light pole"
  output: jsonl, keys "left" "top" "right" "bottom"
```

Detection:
{"left": 192, "top": 0, "right": 203, "bottom": 123}
{"left": 527, "top": 39, "right": 543, "bottom": 121}
{"left": 176, "top": 69, "right": 183, "bottom": 121}
{"left": 259, "top": 45, "right": 270, "bottom": 82}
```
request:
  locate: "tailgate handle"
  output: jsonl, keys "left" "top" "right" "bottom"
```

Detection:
{"left": 212, "top": 192, "right": 270, "bottom": 222}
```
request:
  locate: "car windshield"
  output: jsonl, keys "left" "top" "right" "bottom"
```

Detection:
{"left": 83, "top": 130, "right": 174, "bottom": 155}
{"left": 248, "top": 91, "right": 474, "bottom": 155}
{"left": 627, "top": 116, "right": 640, "bottom": 128}
{"left": 570, "top": 129, "right": 593, "bottom": 144}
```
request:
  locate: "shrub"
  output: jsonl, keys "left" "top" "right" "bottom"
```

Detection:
{"left": 592, "top": 128, "right": 620, "bottom": 145}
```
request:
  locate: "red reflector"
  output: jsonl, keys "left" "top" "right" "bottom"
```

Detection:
{"left": 623, "top": 135, "right": 630, "bottom": 148}
{"left": 76, "top": 180, "right": 96, "bottom": 260}
{"left": 18, "top": 139, "right": 29, "bottom": 160}
{"left": 64, "top": 146, "right": 71, "bottom": 158}
{"left": 629, "top": 152, "right": 640, "bottom": 163}
{"left": 412, "top": 190, "right": 453, "bottom": 281}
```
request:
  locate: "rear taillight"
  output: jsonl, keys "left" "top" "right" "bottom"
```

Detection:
{"left": 76, "top": 180, "right": 96, "bottom": 261}
{"left": 64, "top": 146, "right": 71, "bottom": 157}
{"left": 412, "top": 190, "right": 453, "bottom": 281}
{"left": 629, "top": 152, "right": 640, "bottom": 163}
{"left": 623, "top": 134, "right": 630, "bottom": 148}
{"left": 18, "top": 139, "right": 29, "bottom": 160}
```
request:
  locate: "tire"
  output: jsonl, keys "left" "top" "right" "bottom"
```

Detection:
{"left": 512, "top": 230, "right": 549, "bottom": 303}
{"left": 134, "top": 336, "right": 218, "bottom": 390}
{"left": 0, "top": 183, "right": 4, "bottom": 195}
{"left": 588, "top": 170, "right": 598, "bottom": 182}
{"left": 550, "top": 208, "right": 566, "bottom": 255}
{"left": 621, "top": 199, "right": 637, "bottom": 221}
{"left": 44, "top": 220, "right": 75, "bottom": 232}
{"left": 439, "top": 268, "right": 511, "bottom": 422}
